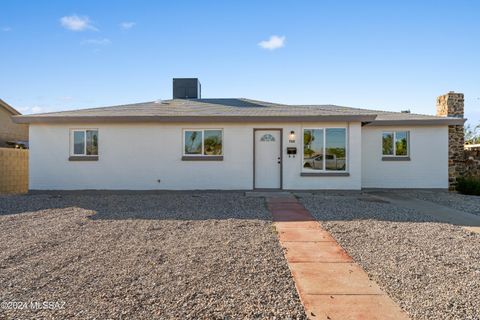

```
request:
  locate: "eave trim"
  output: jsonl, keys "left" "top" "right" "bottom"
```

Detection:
{"left": 12, "top": 115, "right": 377, "bottom": 124}
{"left": 365, "top": 118, "right": 466, "bottom": 126}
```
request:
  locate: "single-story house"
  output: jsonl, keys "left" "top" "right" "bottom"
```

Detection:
{"left": 13, "top": 79, "right": 466, "bottom": 190}
{"left": 0, "top": 99, "right": 29, "bottom": 148}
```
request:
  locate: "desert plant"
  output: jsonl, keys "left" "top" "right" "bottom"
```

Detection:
{"left": 456, "top": 176, "right": 480, "bottom": 196}
{"left": 464, "top": 123, "right": 480, "bottom": 145}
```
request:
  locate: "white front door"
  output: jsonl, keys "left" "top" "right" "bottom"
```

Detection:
{"left": 254, "top": 130, "right": 281, "bottom": 189}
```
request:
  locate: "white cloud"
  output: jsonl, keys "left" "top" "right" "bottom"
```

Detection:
{"left": 18, "top": 106, "right": 47, "bottom": 114}
{"left": 120, "top": 22, "right": 135, "bottom": 30}
{"left": 60, "top": 15, "right": 97, "bottom": 31}
{"left": 258, "top": 35, "right": 286, "bottom": 50}
{"left": 16, "top": 107, "right": 29, "bottom": 114}
{"left": 1, "top": 26, "right": 12, "bottom": 32}
{"left": 81, "top": 38, "right": 111, "bottom": 45}
{"left": 31, "top": 106, "right": 44, "bottom": 113}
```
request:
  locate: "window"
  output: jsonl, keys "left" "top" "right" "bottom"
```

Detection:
{"left": 326, "top": 128, "right": 347, "bottom": 170}
{"left": 303, "top": 128, "right": 347, "bottom": 171}
{"left": 382, "top": 131, "right": 409, "bottom": 157}
{"left": 260, "top": 134, "right": 276, "bottom": 142}
{"left": 184, "top": 129, "right": 223, "bottom": 156}
{"left": 71, "top": 129, "right": 98, "bottom": 156}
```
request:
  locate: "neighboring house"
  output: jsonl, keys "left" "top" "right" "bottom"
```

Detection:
{"left": 13, "top": 79, "right": 465, "bottom": 190}
{"left": 0, "top": 99, "right": 29, "bottom": 148}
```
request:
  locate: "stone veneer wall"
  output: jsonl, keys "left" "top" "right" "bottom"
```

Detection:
{"left": 465, "top": 146, "right": 480, "bottom": 178}
{"left": 0, "top": 148, "right": 29, "bottom": 194}
{"left": 436, "top": 92, "right": 465, "bottom": 189}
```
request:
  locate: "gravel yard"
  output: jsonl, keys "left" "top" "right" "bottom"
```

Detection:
{"left": 0, "top": 192, "right": 305, "bottom": 319}
{"left": 402, "top": 189, "right": 480, "bottom": 217}
{"left": 297, "top": 191, "right": 480, "bottom": 320}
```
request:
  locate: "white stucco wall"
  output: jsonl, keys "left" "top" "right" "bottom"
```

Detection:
{"left": 361, "top": 125, "right": 448, "bottom": 188}
{"left": 29, "top": 122, "right": 362, "bottom": 190}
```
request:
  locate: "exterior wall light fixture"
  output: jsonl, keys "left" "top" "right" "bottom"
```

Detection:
{"left": 288, "top": 130, "right": 296, "bottom": 143}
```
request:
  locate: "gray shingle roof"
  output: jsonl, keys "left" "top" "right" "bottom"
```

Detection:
{"left": 12, "top": 98, "right": 465, "bottom": 125}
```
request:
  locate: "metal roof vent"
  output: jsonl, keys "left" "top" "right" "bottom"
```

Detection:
{"left": 173, "top": 78, "right": 201, "bottom": 99}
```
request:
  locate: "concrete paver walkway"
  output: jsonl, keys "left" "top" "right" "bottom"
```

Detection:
{"left": 267, "top": 195, "right": 410, "bottom": 320}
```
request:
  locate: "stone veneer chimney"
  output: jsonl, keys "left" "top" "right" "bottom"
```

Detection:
{"left": 436, "top": 91, "right": 465, "bottom": 189}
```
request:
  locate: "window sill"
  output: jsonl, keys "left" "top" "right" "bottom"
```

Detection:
{"left": 182, "top": 156, "right": 224, "bottom": 161}
{"left": 382, "top": 156, "right": 410, "bottom": 161}
{"left": 69, "top": 156, "right": 99, "bottom": 161}
{"left": 300, "top": 172, "right": 350, "bottom": 177}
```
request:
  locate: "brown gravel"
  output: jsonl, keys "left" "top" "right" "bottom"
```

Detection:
{"left": 0, "top": 192, "right": 306, "bottom": 319}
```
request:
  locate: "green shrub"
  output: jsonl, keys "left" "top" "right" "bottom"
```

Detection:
{"left": 456, "top": 177, "right": 480, "bottom": 196}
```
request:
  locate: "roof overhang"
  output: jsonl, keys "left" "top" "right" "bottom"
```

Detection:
{"left": 12, "top": 114, "right": 377, "bottom": 124}
{"left": 363, "top": 118, "right": 466, "bottom": 126}
{"left": 0, "top": 99, "right": 21, "bottom": 115}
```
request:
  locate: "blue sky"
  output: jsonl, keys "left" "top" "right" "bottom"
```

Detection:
{"left": 1, "top": 0, "right": 479, "bottom": 124}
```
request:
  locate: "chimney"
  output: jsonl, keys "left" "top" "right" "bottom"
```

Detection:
{"left": 172, "top": 78, "right": 201, "bottom": 99}
{"left": 436, "top": 91, "right": 465, "bottom": 189}
{"left": 436, "top": 91, "right": 464, "bottom": 118}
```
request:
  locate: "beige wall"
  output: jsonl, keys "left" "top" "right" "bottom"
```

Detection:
{"left": 0, "top": 148, "right": 28, "bottom": 194}
{"left": 0, "top": 107, "right": 29, "bottom": 147}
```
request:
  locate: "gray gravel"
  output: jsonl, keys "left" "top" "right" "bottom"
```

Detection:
{"left": 297, "top": 191, "right": 480, "bottom": 320}
{"left": 402, "top": 190, "right": 480, "bottom": 217}
{"left": 0, "top": 192, "right": 306, "bottom": 319}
